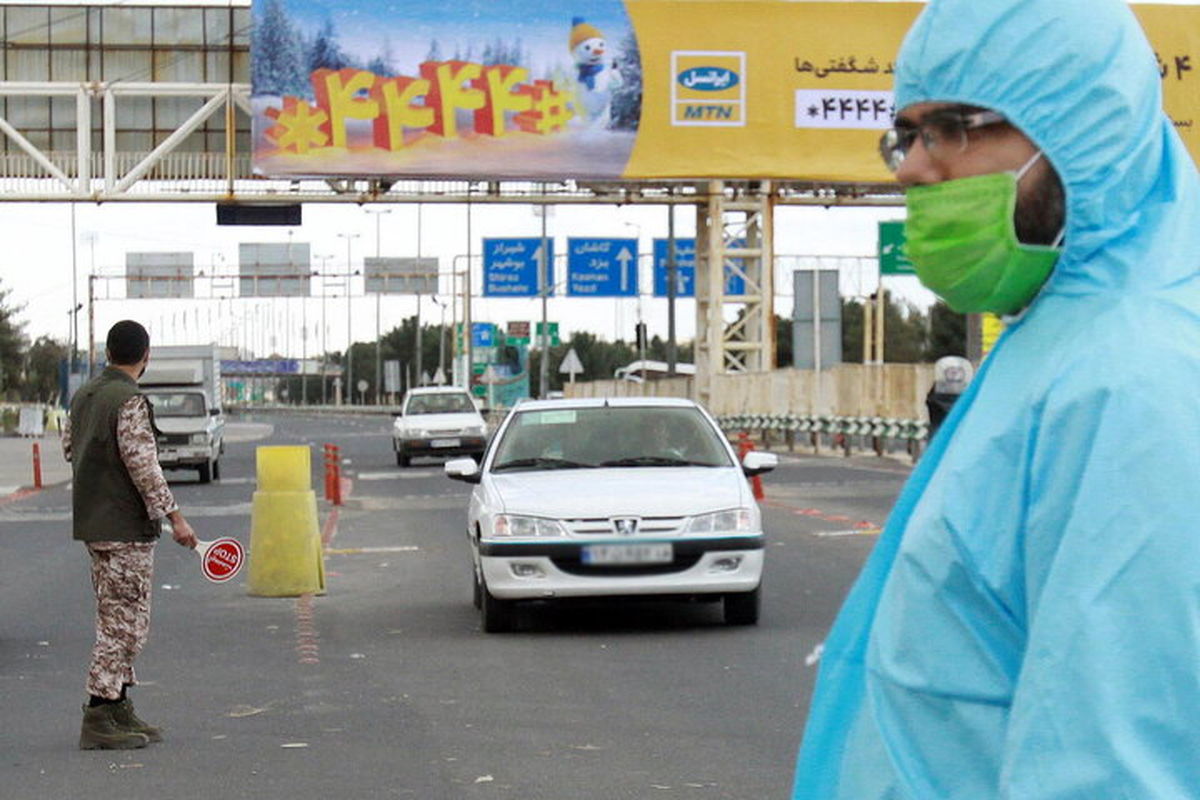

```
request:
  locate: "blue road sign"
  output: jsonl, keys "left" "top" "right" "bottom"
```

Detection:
{"left": 652, "top": 238, "right": 746, "bottom": 297}
{"left": 567, "top": 237, "right": 639, "bottom": 297}
{"left": 483, "top": 237, "right": 555, "bottom": 297}
{"left": 653, "top": 238, "right": 696, "bottom": 297}
{"left": 472, "top": 322, "right": 496, "bottom": 348}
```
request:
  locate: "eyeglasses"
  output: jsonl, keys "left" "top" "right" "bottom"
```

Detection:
{"left": 878, "top": 108, "right": 1007, "bottom": 172}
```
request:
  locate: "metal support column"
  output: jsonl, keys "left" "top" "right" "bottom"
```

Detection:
{"left": 694, "top": 180, "right": 774, "bottom": 409}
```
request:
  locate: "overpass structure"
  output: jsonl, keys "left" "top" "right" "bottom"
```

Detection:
{"left": 0, "top": 0, "right": 903, "bottom": 405}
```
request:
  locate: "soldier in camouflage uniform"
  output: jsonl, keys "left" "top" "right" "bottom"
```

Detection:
{"left": 64, "top": 320, "right": 198, "bottom": 750}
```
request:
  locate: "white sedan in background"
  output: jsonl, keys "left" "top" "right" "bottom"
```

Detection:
{"left": 445, "top": 397, "right": 776, "bottom": 632}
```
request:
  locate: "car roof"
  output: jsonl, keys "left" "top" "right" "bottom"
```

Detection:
{"left": 405, "top": 386, "right": 472, "bottom": 396}
{"left": 512, "top": 396, "right": 701, "bottom": 412}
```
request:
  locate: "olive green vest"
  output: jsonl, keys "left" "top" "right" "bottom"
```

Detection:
{"left": 69, "top": 367, "right": 160, "bottom": 543}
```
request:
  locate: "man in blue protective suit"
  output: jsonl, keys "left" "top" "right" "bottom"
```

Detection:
{"left": 793, "top": 1, "right": 1200, "bottom": 798}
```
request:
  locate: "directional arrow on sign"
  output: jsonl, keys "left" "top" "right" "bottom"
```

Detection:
{"left": 558, "top": 347, "right": 584, "bottom": 383}
{"left": 616, "top": 247, "right": 634, "bottom": 293}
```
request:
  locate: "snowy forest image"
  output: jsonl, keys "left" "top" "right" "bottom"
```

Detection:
{"left": 250, "top": 0, "right": 643, "bottom": 179}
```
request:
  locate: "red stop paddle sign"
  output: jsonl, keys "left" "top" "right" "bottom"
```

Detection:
{"left": 194, "top": 538, "right": 245, "bottom": 583}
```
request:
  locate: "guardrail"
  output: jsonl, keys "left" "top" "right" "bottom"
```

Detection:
{"left": 718, "top": 413, "right": 928, "bottom": 462}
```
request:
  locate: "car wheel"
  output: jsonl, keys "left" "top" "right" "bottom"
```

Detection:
{"left": 212, "top": 459, "right": 221, "bottom": 481}
{"left": 723, "top": 586, "right": 761, "bottom": 626}
{"left": 396, "top": 452, "right": 410, "bottom": 467}
{"left": 197, "top": 460, "right": 212, "bottom": 484}
{"left": 480, "top": 581, "right": 516, "bottom": 633}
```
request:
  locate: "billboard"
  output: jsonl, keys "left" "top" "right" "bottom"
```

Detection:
{"left": 126, "top": 252, "right": 194, "bottom": 299}
{"left": 364, "top": 257, "right": 438, "bottom": 294}
{"left": 238, "top": 242, "right": 312, "bottom": 297}
{"left": 250, "top": 2, "right": 1200, "bottom": 181}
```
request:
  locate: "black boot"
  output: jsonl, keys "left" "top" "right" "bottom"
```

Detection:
{"left": 79, "top": 703, "right": 149, "bottom": 750}
{"left": 112, "top": 698, "right": 163, "bottom": 743}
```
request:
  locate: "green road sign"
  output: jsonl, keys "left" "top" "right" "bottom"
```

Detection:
{"left": 879, "top": 220, "right": 916, "bottom": 276}
{"left": 534, "top": 321, "right": 560, "bottom": 346}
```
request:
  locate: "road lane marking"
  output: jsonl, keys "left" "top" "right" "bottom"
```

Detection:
{"left": 357, "top": 470, "right": 437, "bottom": 480}
{"left": 294, "top": 593, "right": 319, "bottom": 665}
{"left": 813, "top": 528, "right": 881, "bottom": 537}
{"left": 321, "top": 507, "right": 340, "bottom": 546}
{"left": 324, "top": 546, "right": 421, "bottom": 555}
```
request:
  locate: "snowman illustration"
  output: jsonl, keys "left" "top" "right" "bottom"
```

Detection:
{"left": 569, "top": 16, "right": 623, "bottom": 129}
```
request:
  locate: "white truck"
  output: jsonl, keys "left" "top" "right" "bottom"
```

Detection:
{"left": 138, "top": 344, "right": 226, "bottom": 483}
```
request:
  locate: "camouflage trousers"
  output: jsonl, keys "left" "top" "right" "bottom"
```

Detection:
{"left": 85, "top": 542, "right": 155, "bottom": 700}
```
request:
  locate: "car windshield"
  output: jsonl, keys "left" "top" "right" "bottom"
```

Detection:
{"left": 406, "top": 393, "right": 476, "bottom": 415}
{"left": 491, "top": 406, "right": 732, "bottom": 472}
{"left": 145, "top": 391, "right": 206, "bottom": 417}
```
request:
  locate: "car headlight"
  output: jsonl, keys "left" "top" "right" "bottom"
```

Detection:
{"left": 686, "top": 507, "right": 758, "bottom": 534}
{"left": 189, "top": 433, "right": 208, "bottom": 445}
{"left": 406, "top": 428, "right": 429, "bottom": 438}
{"left": 465, "top": 424, "right": 486, "bottom": 436}
{"left": 491, "top": 514, "right": 567, "bottom": 538}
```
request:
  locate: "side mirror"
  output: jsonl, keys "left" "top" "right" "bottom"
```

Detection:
{"left": 444, "top": 457, "right": 482, "bottom": 484}
{"left": 742, "top": 451, "right": 777, "bottom": 477}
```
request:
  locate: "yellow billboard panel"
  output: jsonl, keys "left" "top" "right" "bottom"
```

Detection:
{"left": 250, "top": 1, "right": 1200, "bottom": 181}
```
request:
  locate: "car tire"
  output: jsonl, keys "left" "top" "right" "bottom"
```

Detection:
{"left": 396, "top": 452, "right": 410, "bottom": 467}
{"left": 723, "top": 586, "right": 761, "bottom": 626}
{"left": 212, "top": 459, "right": 221, "bottom": 481}
{"left": 197, "top": 460, "right": 212, "bottom": 484}
{"left": 481, "top": 581, "right": 516, "bottom": 633}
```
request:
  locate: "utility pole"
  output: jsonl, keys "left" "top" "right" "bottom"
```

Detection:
{"left": 415, "top": 204, "right": 424, "bottom": 388}
{"left": 338, "top": 232, "right": 360, "bottom": 404}
{"left": 70, "top": 204, "right": 78, "bottom": 375}
{"left": 366, "top": 208, "right": 391, "bottom": 405}
{"left": 537, "top": 191, "right": 551, "bottom": 398}
{"left": 666, "top": 201, "right": 678, "bottom": 376}
{"left": 316, "top": 254, "right": 334, "bottom": 404}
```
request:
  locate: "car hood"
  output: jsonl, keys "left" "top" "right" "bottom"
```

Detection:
{"left": 488, "top": 467, "right": 747, "bottom": 517}
{"left": 396, "top": 412, "right": 482, "bottom": 430}
{"left": 155, "top": 417, "right": 211, "bottom": 434}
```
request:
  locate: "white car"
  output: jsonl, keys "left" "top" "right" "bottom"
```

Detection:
{"left": 392, "top": 386, "right": 489, "bottom": 467}
{"left": 444, "top": 397, "right": 777, "bottom": 632}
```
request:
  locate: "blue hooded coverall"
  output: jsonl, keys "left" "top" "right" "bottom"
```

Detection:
{"left": 793, "top": 1, "right": 1200, "bottom": 797}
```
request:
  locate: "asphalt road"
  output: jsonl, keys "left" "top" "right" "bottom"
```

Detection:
{"left": 0, "top": 410, "right": 909, "bottom": 800}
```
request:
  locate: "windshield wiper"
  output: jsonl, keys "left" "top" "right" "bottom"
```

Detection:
{"left": 491, "top": 457, "right": 596, "bottom": 472}
{"left": 597, "top": 456, "right": 719, "bottom": 467}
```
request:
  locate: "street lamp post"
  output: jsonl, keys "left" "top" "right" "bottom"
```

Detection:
{"left": 365, "top": 208, "right": 392, "bottom": 405}
{"left": 415, "top": 204, "right": 424, "bottom": 388}
{"left": 623, "top": 221, "right": 645, "bottom": 382}
{"left": 316, "top": 254, "right": 335, "bottom": 404}
{"left": 337, "top": 232, "right": 360, "bottom": 404}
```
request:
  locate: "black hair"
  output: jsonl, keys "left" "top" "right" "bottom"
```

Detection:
{"left": 106, "top": 320, "right": 150, "bottom": 365}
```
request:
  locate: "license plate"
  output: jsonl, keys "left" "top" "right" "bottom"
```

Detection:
{"left": 581, "top": 543, "right": 673, "bottom": 565}
{"left": 430, "top": 438, "right": 461, "bottom": 448}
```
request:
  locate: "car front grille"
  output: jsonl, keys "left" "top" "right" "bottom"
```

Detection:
{"left": 157, "top": 433, "right": 190, "bottom": 446}
{"left": 550, "top": 553, "right": 703, "bottom": 577}
{"left": 562, "top": 516, "right": 687, "bottom": 537}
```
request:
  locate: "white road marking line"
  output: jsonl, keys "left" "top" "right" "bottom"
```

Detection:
{"left": 325, "top": 545, "right": 421, "bottom": 555}
{"left": 357, "top": 470, "right": 437, "bottom": 480}
{"left": 813, "top": 528, "right": 881, "bottom": 537}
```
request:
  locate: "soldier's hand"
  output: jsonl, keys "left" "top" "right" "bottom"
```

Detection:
{"left": 168, "top": 511, "right": 199, "bottom": 549}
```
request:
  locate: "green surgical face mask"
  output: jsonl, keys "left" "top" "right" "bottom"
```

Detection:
{"left": 904, "top": 153, "right": 1062, "bottom": 315}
